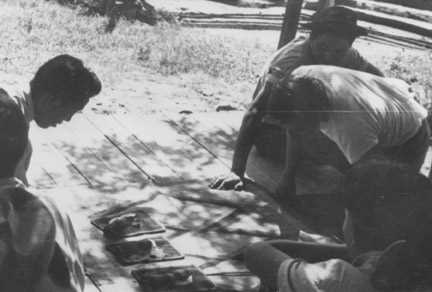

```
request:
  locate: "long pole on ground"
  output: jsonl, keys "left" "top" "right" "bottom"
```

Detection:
{"left": 278, "top": 0, "right": 304, "bottom": 49}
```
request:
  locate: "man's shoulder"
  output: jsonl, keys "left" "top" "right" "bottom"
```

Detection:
{"left": 344, "top": 47, "right": 364, "bottom": 59}
{"left": 0, "top": 86, "right": 27, "bottom": 112}
{"left": 0, "top": 85, "right": 23, "bottom": 99}
{"left": 279, "top": 35, "right": 309, "bottom": 51}
{"left": 0, "top": 87, "right": 11, "bottom": 98}
{"left": 276, "top": 36, "right": 309, "bottom": 58}
{"left": 341, "top": 48, "right": 370, "bottom": 70}
{"left": 267, "top": 36, "right": 310, "bottom": 71}
{"left": 2, "top": 186, "right": 55, "bottom": 251}
{"left": 0, "top": 87, "right": 22, "bottom": 106}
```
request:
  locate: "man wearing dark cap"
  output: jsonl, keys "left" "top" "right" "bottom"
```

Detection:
{"left": 211, "top": 6, "right": 383, "bottom": 196}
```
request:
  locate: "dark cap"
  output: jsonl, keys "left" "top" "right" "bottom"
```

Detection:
{"left": 307, "top": 6, "right": 367, "bottom": 38}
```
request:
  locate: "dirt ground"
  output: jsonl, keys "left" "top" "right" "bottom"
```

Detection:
{"left": 86, "top": 28, "right": 429, "bottom": 120}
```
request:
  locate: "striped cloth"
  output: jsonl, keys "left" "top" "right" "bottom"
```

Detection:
{"left": 277, "top": 258, "right": 377, "bottom": 292}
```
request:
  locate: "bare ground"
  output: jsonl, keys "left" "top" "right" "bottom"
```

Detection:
{"left": 86, "top": 28, "right": 428, "bottom": 118}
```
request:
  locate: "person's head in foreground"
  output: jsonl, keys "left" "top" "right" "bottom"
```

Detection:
{"left": 308, "top": 6, "right": 367, "bottom": 65}
{"left": 30, "top": 54, "right": 101, "bottom": 128}
{"left": 343, "top": 157, "right": 432, "bottom": 290}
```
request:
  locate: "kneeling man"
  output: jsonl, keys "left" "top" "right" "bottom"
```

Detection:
{"left": 216, "top": 65, "right": 430, "bottom": 200}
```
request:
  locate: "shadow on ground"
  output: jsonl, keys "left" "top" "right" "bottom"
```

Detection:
{"left": 34, "top": 111, "right": 349, "bottom": 291}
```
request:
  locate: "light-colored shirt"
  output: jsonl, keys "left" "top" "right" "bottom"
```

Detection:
{"left": 278, "top": 258, "right": 377, "bottom": 292}
{"left": 290, "top": 65, "right": 428, "bottom": 164}
{"left": 0, "top": 178, "right": 85, "bottom": 291}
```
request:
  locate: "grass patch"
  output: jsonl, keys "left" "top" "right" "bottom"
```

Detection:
{"left": 385, "top": 53, "right": 432, "bottom": 108}
{"left": 0, "top": 0, "right": 432, "bottom": 108}
{"left": 0, "top": 0, "right": 271, "bottom": 85}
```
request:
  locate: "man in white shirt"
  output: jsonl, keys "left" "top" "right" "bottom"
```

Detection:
{"left": 210, "top": 6, "right": 383, "bottom": 193}
{"left": 262, "top": 65, "right": 429, "bottom": 200}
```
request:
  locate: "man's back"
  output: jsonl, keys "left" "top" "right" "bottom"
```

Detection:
{"left": 291, "top": 65, "right": 428, "bottom": 164}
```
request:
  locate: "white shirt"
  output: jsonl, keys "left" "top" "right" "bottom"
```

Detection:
{"left": 278, "top": 258, "right": 377, "bottom": 292}
{"left": 290, "top": 65, "right": 428, "bottom": 163}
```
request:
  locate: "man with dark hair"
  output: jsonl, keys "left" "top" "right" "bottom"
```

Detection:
{"left": 9, "top": 54, "right": 102, "bottom": 185}
{"left": 257, "top": 65, "right": 429, "bottom": 200}
{"left": 211, "top": 6, "right": 383, "bottom": 194}
{"left": 0, "top": 90, "right": 85, "bottom": 291}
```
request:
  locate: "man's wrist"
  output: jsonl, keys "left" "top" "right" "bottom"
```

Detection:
{"left": 231, "top": 167, "right": 245, "bottom": 178}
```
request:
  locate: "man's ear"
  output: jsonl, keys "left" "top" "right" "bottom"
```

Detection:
{"left": 38, "top": 93, "right": 62, "bottom": 111}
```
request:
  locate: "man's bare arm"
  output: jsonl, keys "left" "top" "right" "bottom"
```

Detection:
{"left": 231, "top": 111, "right": 261, "bottom": 176}
{"left": 209, "top": 110, "right": 261, "bottom": 190}
{"left": 210, "top": 77, "right": 270, "bottom": 190}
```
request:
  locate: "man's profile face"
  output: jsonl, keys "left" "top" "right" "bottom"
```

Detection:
{"left": 310, "top": 33, "right": 351, "bottom": 65}
{"left": 33, "top": 93, "right": 89, "bottom": 128}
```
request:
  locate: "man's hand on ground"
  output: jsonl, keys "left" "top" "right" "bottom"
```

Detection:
{"left": 209, "top": 172, "right": 245, "bottom": 191}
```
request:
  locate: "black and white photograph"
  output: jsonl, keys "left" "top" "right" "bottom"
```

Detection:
{"left": 1, "top": 0, "right": 432, "bottom": 291}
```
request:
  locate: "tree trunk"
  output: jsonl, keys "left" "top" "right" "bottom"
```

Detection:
{"left": 277, "top": 0, "right": 304, "bottom": 49}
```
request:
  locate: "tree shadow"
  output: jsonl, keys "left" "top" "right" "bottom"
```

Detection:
{"left": 170, "top": 113, "right": 346, "bottom": 237}
{"left": 55, "top": 140, "right": 150, "bottom": 193}
{"left": 34, "top": 110, "right": 350, "bottom": 291}
{"left": 167, "top": 113, "right": 238, "bottom": 166}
